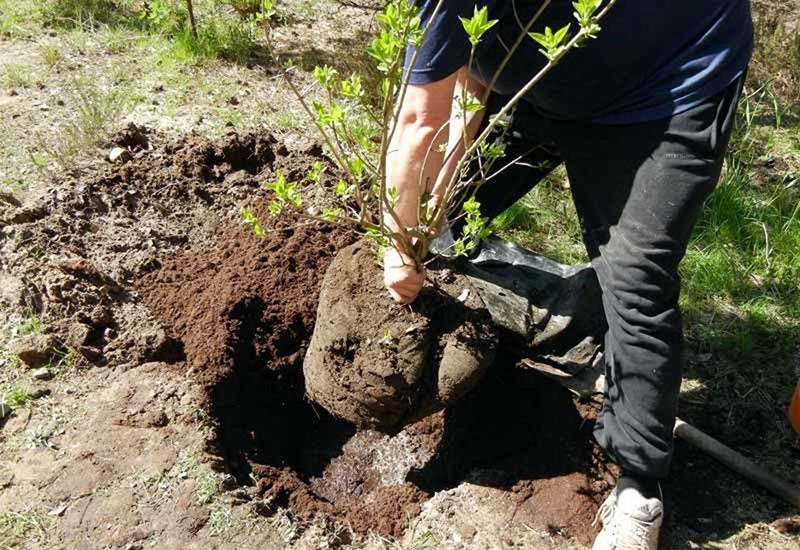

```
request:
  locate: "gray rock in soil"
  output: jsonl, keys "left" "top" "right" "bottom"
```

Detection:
{"left": 108, "top": 147, "right": 132, "bottom": 164}
{"left": 31, "top": 367, "right": 54, "bottom": 381}
{"left": 10, "top": 333, "right": 60, "bottom": 369}
{"left": 65, "top": 322, "right": 92, "bottom": 348}
{"left": 29, "top": 384, "right": 51, "bottom": 399}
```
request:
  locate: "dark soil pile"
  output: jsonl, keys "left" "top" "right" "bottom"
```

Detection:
{"left": 138, "top": 211, "right": 610, "bottom": 542}
{"left": 138, "top": 216, "right": 441, "bottom": 537}
{"left": 2, "top": 126, "right": 613, "bottom": 544}
{"left": 304, "top": 241, "right": 498, "bottom": 431}
{"left": 0, "top": 128, "right": 303, "bottom": 368}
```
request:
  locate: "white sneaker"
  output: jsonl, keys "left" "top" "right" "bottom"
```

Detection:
{"left": 592, "top": 478, "right": 664, "bottom": 550}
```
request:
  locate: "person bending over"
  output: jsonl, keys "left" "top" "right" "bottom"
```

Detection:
{"left": 383, "top": 1, "right": 753, "bottom": 548}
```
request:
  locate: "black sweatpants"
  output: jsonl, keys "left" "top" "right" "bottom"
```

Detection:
{"left": 471, "top": 76, "right": 743, "bottom": 478}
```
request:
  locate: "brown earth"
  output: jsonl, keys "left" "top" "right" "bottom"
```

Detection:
{"left": 304, "top": 240, "right": 498, "bottom": 432}
{"left": 136, "top": 200, "right": 607, "bottom": 542}
{"left": 4, "top": 127, "right": 791, "bottom": 548}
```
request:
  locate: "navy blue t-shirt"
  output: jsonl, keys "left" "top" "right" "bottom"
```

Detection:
{"left": 405, "top": 0, "right": 753, "bottom": 123}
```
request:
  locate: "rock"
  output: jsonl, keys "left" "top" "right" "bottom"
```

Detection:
{"left": 10, "top": 333, "right": 59, "bottom": 369}
{"left": 29, "top": 384, "right": 51, "bottom": 399}
{"left": 108, "top": 147, "right": 132, "bottom": 164}
{"left": 31, "top": 367, "right": 54, "bottom": 381}
{"left": 65, "top": 322, "right": 92, "bottom": 347}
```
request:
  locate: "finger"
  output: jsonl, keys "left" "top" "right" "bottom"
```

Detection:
{"left": 388, "top": 288, "right": 414, "bottom": 304}
{"left": 386, "top": 277, "right": 424, "bottom": 294}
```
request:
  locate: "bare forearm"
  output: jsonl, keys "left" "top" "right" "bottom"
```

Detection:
{"left": 384, "top": 74, "right": 458, "bottom": 254}
{"left": 385, "top": 118, "right": 447, "bottom": 236}
{"left": 433, "top": 70, "right": 486, "bottom": 207}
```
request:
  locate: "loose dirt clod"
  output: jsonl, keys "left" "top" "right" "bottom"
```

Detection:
{"left": 304, "top": 241, "right": 498, "bottom": 431}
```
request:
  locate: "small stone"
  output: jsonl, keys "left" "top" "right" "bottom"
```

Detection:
{"left": 10, "top": 333, "right": 59, "bottom": 369}
{"left": 29, "top": 385, "right": 51, "bottom": 399}
{"left": 48, "top": 503, "right": 68, "bottom": 516}
{"left": 108, "top": 147, "right": 132, "bottom": 164}
{"left": 66, "top": 322, "right": 92, "bottom": 347}
{"left": 457, "top": 524, "right": 476, "bottom": 542}
{"left": 31, "top": 367, "right": 54, "bottom": 381}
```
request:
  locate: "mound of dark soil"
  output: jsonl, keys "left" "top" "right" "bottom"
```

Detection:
{"left": 2, "top": 125, "right": 611, "bottom": 543}
{"left": 138, "top": 211, "right": 609, "bottom": 541}
{"left": 304, "top": 241, "right": 497, "bottom": 431}
{"left": 0, "top": 128, "right": 300, "bottom": 368}
{"left": 138, "top": 217, "right": 439, "bottom": 537}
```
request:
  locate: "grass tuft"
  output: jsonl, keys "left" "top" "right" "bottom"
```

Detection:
{"left": 0, "top": 510, "right": 52, "bottom": 549}
{"left": 19, "top": 313, "right": 43, "bottom": 336}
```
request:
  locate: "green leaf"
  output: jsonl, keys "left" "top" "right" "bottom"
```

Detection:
{"left": 459, "top": 5, "right": 498, "bottom": 46}
{"left": 528, "top": 23, "right": 571, "bottom": 61}
{"left": 463, "top": 196, "right": 481, "bottom": 216}
{"left": 241, "top": 207, "right": 266, "bottom": 235}
{"left": 340, "top": 74, "right": 363, "bottom": 98}
{"left": 313, "top": 65, "right": 338, "bottom": 90}
{"left": 386, "top": 186, "right": 399, "bottom": 207}
{"left": 267, "top": 171, "right": 302, "bottom": 210}
{"left": 321, "top": 208, "right": 342, "bottom": 222}
{"left": 268, "top": 200, "right": 282, "bottom": 217}
{"left": 307, "top": 161, "right": 326, "bottom": 183}
{"left": 458, "top": 91, "right": 484, "bottom": 113}
{"left": 479, "top": 139, "right": 506, "bottom": 160}
{"left": 332, "top": 179, "right": 352, "bottom": 197}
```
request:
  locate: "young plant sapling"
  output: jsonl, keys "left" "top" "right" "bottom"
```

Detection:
{"left": 248, "top": 0, "right": 615, "bottom": 273}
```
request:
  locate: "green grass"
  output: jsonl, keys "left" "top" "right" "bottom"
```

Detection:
{"left": 3, "top": 387, "right": 34, "bottom": 409}
{"left": 0, "top": 64, "right": 42, "bottom": 89}
{"left": 32, "top": 73, "right": 133, "bottom": 169}
{"left": 0, "top": 510, "right": 52, "bottom": 549}
{"left": 493, "top": 166, "right": 588, "bottom": 265}
{"left": 19, "top": 313, "right": 43, "bottom": 336}
{"left": 37, "top": 0, "right": 134, "bottom": 29}
{"left": 207, "top": 502, "right": 233, "bottom": 537}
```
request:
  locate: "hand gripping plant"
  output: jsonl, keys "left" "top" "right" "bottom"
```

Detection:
{"left": 250, "top": 0, "right": 616, "bottom": 272}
